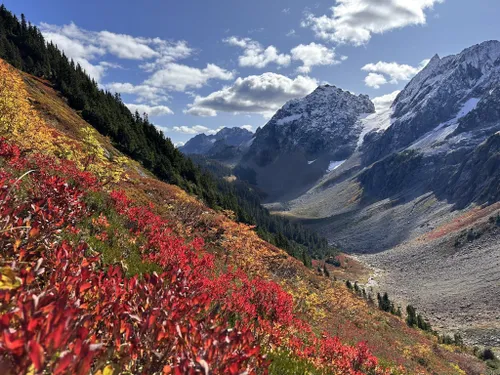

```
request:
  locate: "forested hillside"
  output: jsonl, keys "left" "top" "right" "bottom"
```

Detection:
{"left": 0, "top": 5, "right": 332, "bottom": 262}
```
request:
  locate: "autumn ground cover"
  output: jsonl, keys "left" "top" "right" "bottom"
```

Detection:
{"left": 0, "top": 58, "right": 488, "bottom": 374}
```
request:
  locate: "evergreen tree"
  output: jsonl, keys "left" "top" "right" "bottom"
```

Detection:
{"left": 406, "top": 305, "right": 417, "bottom": 327}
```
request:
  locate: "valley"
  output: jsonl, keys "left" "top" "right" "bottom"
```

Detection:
{"left": 2, "top": 2, "right": 500, "bottom": 373}
{"left": 256, "top": 42, "right": 500, "bottom": 351}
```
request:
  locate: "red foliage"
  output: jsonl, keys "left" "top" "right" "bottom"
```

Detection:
{"left": 0, "top": 138, "right": 384, "bottom": 375}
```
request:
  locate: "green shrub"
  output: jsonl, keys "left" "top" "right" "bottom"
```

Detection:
{"left": 268, "top": 351, "right": 327, "bottom": 375}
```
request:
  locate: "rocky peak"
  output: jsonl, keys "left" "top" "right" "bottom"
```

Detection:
{"left": 248, "top": 84, "right": 375, "bottom": 160}
{"left": 365, "top": 40, "right": 500, "bottom": 162}
{"left": 180, "top": 127, "right": 253, "bottom": 156}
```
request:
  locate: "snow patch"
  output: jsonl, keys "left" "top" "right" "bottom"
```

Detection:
{"left": 408, "top": 98, "right": 480, "bottom": 153}
{"left": 308, "top": 159, "right": 317, "bottom": 165}
{"left": 357, "top": 107, "right": 394, "bottom": 147}
{"left": 456, "top": 98, "right": 480, "bottom": 118}
{"left": 276, "top": 114, "right": 303, "bottom": 125}
{"left": 327, "top": 160, "right": 346, "bottom": 172}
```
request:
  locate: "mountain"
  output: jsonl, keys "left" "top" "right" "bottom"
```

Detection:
{"left": 239, "top": 85, "right": 375, "bottom": 200}
{"left": 180, "top": 126, "right": 253, "bottom": 163}
{"left": 264, "top": 41, "right": 500, "bottom": 348}
{"left": 360, "top": 40, "right": 500, "bottom": 208}
{"left": 364, "top": 40, "right": 500, "bottom": 164}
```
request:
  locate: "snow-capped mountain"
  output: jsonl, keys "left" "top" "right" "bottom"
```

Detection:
{"left": 238, "top": 85, "right": 374, "bottom": 200}
{"left": 180, "top": 127, "right": 253, "bottom": 160}
{"left": 247, "top": 85, "right": 374, "bottom": 162}
{"left": 364, "top": 40, "right": 500, "bottom": 162}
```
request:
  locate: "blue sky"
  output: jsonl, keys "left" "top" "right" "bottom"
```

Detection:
{"left": 2, "top": 0, "right": 500, "bottom": 145}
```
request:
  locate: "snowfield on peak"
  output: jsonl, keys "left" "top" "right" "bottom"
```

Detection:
{"left": 408, "top": 97, "right": 481, "bottom": 154}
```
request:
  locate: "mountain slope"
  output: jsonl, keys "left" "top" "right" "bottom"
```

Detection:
{"left": 239, "top": 85, "right": 375, "bottom": 201}
{"left": 268, "top": 41, "right": 500, "bottom": 350}
{"left": 181, "top": 127, "right": 253, "bottom": 156}
{"left": 180, "top": 127, "right": 253, "bottom": 164}
{"left": 0, "top": 55, "right": 489, "bottom": 375}
{"left": 0, "top": 5, "right": 335, "bottom": 263}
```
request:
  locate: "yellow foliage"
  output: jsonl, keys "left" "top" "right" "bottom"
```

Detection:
{"left": 284, "top": 277, "right": 327, "bottom": 321}
{"left": 0, "top": 60, "right": 56, "bottom": 153}
{"left": 451, "top": 364, "right": 466, "bottom": 375}
{"left": 94, "top": 365, "right": 115, "bottom": 375}
{"left": 0, "top": 266, "right": 21, "bottom": 290}
{"left": 0, "top": 59, "right": 129, "bottom": 186}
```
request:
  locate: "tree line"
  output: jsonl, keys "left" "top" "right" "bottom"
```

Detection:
{"left": 0, "top": 5, "right": 334, "bottom": 263}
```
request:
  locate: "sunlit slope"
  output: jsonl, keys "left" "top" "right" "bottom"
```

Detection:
{"left": 0, "top": 58, "right": 488, "bottom": 375}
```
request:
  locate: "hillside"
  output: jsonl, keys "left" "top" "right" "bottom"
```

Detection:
{"left": 0, "top": 50, "right": 492, "bottom": 375}
{"left": 0, "top": 4, "right": 335, "bottom": 264}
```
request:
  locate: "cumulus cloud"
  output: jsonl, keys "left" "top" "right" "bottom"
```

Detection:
{"left": 98, "top": 31, "right": 158, "bottom": 60}
{"left": 39, "top": 22, "right": 194, "bottom": 82}
{"left": 172, "top": 125, "right": 212, "bottom": 135}
{"left": 125, "top": 103, "right": 174, "bottom": 116}
{"left": 183, "top": 107, "right": 217, "bottom": 117}
{"left": 105, "top": 82, "right": 170, "bottom": 104}
{"left": 372, "top": 90, "right": 400, "bottom": 110}
{"left": 224, "top": 37, "right": 291, "bottom": 69}
{"left": 185, "top": 72, "right": 318, "bottom": 117}
{"left": 362, "top": 59, "right": 429, "bottom": 88}
{"left": 145, "top": 63, "right": 234, "bottom": 92}
{"left": 291, "top": 42, "right": 339, "bottom": 73}
{"left": 241, "top": 125, "right": 254, "bottom": 132}
{"left": 139, "top": 40, "right": 193, "bottom": 72}
{"left": 302, "top": 0, "right": 443, "bottom": 46}
{"left": 174, "top": 141, "right": 185, "bottom": 148}
{"left": 364, "top": 73, "right": 388, "bottom": 89}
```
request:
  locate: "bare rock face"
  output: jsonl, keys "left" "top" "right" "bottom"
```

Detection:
{"left": 364, "top": 40, "right": 500, "bottom": 164}
{"left": 358, "top": 41, "right": 500, "bottom": 209}
{"left": 239, "top": 85, "right": 375, "bottom": 200}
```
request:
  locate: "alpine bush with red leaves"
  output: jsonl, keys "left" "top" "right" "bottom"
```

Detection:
{"left": 0, "top": 138, "right": 385, "bottom": 375}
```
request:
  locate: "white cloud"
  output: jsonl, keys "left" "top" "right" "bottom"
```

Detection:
{"left": 106, "top": 82, "right": 170, "bottom": 104}
{"left": 224, "top": 37, "right": 291, "bottom": 69}
{"left": 40, "top": 22, "right": 194, "bottom": 82}
{"left": 183, "top": 107, "right": 217, "bottom": 117}
{"left": 282, "top": 8, "right": 291, "bottom": 14}
{"left": 364, "top": 73, "right": 388, "bottom": 89}
{"left": 291, "top": 42, "right": 339, "bottom": 73}
{"left": 372, "top": 90, "right": 400, "bottom": 110}
{"left": 206, "top": 126, "right": 225, "bottom": 135}
{"left": 172, "top": 125, "right": 211, "bottom": 135}
{"left": 186, "top": 72, "right": 318, "bottom": 117}
{"left": 98, "top": 31, "right": 158, "bottom": 60}
{"left": 302, "top": 0, "right": 443, "bottom": 46}
{"left": 139, "top": 40, "right": 193, "bottom": 72}
{"left": 125, "top": 103, "right": 174, "bottom": 116}
{"left": 241, "top": 125, "right": 254, "bottom": 132}
{"left": 174, "top": 141, "right": 185, "bottom": 148}
{"left": 145, "top": 63, "right": 234, "bottom": 92}
{"left": 286, "top": 29, "right": 297, "bottom": 37}
{"left": 362, "top": 59, "right": 429, "bottom": 88}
